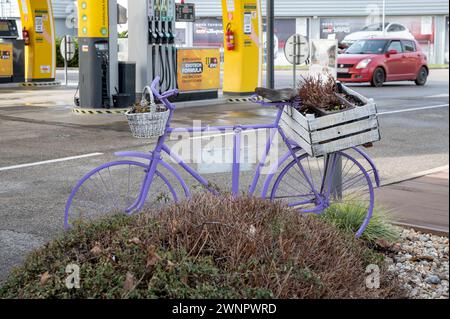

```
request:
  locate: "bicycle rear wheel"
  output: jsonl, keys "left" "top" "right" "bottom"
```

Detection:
{"left": 65, "top": 161, "right": 179, "bottom": 228}
{"left": 269, "top": 152, "right": 375, "bottom": 237}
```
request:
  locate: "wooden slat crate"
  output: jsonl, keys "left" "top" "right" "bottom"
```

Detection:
{"left": 280, "top": 85, "right": 380, "bottom": 157}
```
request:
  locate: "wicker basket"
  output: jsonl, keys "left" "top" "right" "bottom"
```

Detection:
{"left": 125, "top": 86, "right": 170, "bottom": 138}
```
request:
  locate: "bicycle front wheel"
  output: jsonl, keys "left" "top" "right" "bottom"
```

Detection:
{"left": 270, "top": 152, "right": 375, "bottom": 237}
{"left": 65, "top": 161, "right": 179, "bottom": 228}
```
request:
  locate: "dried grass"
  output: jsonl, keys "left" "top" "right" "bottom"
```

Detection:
{"left": 0, "top": 194, "right": 404, "bottom": 299}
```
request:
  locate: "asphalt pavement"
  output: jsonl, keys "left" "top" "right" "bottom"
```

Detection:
{"left": 0, "top": 69, "right": 448, "bottom": 282}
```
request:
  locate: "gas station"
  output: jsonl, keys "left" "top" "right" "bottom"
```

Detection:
{"left": 0, "top": 0, "right": 265, "bottom": 109}
{"left": 0, "top": 0, "right": 56, "bottom": 84}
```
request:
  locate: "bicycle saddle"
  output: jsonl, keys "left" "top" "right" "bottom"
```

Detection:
{"left": 255, "top": 87, "right": 296, "bottom": 102}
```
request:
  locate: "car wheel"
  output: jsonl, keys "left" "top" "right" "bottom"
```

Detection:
{"left": 415, "top": 67, "right": 428, "bottom": 86}
{"left": 371, "top": 68, "right": 385, "bottom": 87}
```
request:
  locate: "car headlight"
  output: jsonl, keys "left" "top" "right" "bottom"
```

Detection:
{"left": 356, "top": 59, "right": 372, "bottom": 69}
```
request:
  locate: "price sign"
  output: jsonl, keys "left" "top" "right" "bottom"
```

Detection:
{"left": 175, "top": 3, "right": 195, "bottom": 22}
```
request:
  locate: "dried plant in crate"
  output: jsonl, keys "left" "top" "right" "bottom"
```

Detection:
{"left": 297, "top": 76, "right": 353, "bottom": 115}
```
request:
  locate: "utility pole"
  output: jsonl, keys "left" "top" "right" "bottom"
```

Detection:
{"left": 382, "top": 0, "right": 386, "bottom": 36}
{"left": 266, "top": 0, "right": 275, "bottom": 89}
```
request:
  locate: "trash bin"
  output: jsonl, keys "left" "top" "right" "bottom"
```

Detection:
{"left": 112, "top": 93, "right": 131, "bottom": 108}
{"left": 118, "top": 61, "right": 136, "bottom": 107}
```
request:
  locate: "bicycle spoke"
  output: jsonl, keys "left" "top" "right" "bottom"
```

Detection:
{"left": 126, "top": 164, "right": 132, "bottom": 207}
{"left": 270, "top": 152, "right": 375, "bottom": 237}
{"left": 284, "top": 168, "right": 311, "bottom": 193}
{"left": 66, "top": 162, "right": 182, "bottom": 227}
{"left": 273, "top": 193, "right": 315, "bottom": 199}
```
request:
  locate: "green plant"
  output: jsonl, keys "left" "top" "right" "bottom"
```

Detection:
{"left": 55, "top": 36, "right": 79, "bottom": 68}
{"left": 0, "top": 195, "right": 404, "bottom": 299}
{"left": 320, "top": 202, "right": 401, "bottom": 245}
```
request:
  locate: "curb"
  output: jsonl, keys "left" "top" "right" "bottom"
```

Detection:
{"left": 393, "top": 222, "right": 449, "bottom": 237}
{"left": 380, "top": 165, "right": 449, "bottom": 187}
{"left": 72, "top": 108, "right": 128, "bottom": 115}
{"left": 227, "top": 96, "right": 262, "bottom": 103}
{"left": 380, "top": 165, "right": 449, "bottom": 237}
{"left": 0, "top": 81, "right": 61, "bottom": 89}
{"left": 71, "top": 98, "right": 231, "bottom": 114}
{"left": 20, "top": 81, "right": 61, "bottom": 87}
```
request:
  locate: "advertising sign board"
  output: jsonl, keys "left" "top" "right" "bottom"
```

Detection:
{"left": 309, "top": 39, "right": 338, "bottom": 80}
{"left": 177, "top": 48, "right": 221, "bottom": 92}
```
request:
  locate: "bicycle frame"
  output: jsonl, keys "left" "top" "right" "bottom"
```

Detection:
{"left": 65, "top": 77, "right": 379, "bottom": 238}
{"left": 116, "top": 77, "right": 379, "bottom": 217}
{"left": 117, "top": 78, "right": 327, "bottom": 213}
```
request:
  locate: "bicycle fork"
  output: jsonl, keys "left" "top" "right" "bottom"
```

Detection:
{"left": 125, "top": 152, "right": 162, "bottom": 214}
{"left": 278, "top": 129, "right": 335, "bottom": 214}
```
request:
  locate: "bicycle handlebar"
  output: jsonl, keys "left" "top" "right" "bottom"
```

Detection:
{"left": 150, "top": 76, "right": 178, "bottom": 110}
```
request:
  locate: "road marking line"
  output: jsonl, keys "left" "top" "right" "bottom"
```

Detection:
{"left": 187, "top": 128, "right": 268, "bottom": 141}
{"left": 426, "top": 94, "right": 449, "bottom": 98}
{"left": 379, "top": 104, "right": 449, "bottom": 115}
{"left": 0, "top": 153, "right": 104, "bottom": 172}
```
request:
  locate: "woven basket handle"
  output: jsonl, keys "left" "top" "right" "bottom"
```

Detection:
{"left": 141, "top": 86, "right": 157, "bottom": 113}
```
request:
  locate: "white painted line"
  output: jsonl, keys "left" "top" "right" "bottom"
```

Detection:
{"left": 379, "top": 104, "right": 449, "bottom": 115}
{"left": 187, "top": 128, "right": 268, "bottom": 141}
{"left": 426, "top": 94, "right": 449, "bottom": 98}
{"left": 0, "top": 153, "right": 104, "bottom": 172}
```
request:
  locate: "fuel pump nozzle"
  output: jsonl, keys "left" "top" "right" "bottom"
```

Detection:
{"left": 147, "top": 16, "right": 158, "bottom": 45}
{"left": 158, "top": 23, "right": 165, "bottom": 45}
{"left": 167, "top": 22, "right": 175, "bottom": 45}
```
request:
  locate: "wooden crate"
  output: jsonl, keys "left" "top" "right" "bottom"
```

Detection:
{"left": 280, "top": 85, "right": 380, "bottom": 157}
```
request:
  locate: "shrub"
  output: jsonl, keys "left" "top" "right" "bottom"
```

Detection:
{"left": 0, "top": 195, "right": 404, "bottom": 299}
{"left": 320, "top": 203, "right": 401, "bottom": 245}
{"left": 55, "top": 36, "right": 79, "bottom": 68}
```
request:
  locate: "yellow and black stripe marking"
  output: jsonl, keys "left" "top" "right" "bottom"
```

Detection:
{"left": 20, "top": 82, "right": 61, "bottom": 87}
{"left": 72, "top": 108, "right": 129, "bottom": 115}
{"left": 227, "top": 96, "right": 263, "bottom": 103}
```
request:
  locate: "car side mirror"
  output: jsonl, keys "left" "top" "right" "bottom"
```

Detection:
{"left": 386, "top": 49, "right": 398, "bottom": 57}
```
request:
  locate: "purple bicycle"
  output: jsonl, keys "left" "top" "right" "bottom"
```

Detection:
{"left": 65, "top": 77, "right": 380, "bottom": 237}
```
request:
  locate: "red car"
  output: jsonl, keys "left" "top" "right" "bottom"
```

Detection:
{"left": 337, "top": 38, "right": 429, "bottom": 87}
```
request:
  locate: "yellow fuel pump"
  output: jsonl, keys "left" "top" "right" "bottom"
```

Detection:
{"left": 18, "top": 0, "right": 56, "bottom": 82}
{"left": 0, "top": 42, "right": 13, "bottom": 82}
{"left": 221, "top": 0, "right": 262, "bottom": 94}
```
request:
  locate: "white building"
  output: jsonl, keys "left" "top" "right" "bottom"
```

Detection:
{"left": 1, "top": 0, "right": 448, "bottom": 64}
{"left": 188, "top": 0, "right": 449, "bottom": 64}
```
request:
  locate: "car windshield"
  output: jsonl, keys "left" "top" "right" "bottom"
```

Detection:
{"left": 361, "top": 23, "right": 389, "bottom": 31}
{"left": 345, "top": 39, "right": 388, "bottom": 54}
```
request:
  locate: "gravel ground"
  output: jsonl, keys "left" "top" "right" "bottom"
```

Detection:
{"left": 385, "top": 229, "right": 449, "bottom": 299}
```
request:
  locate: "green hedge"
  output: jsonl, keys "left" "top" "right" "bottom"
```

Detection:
{"left": 56, "top": 36, "right": 79, "bottom": 68}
